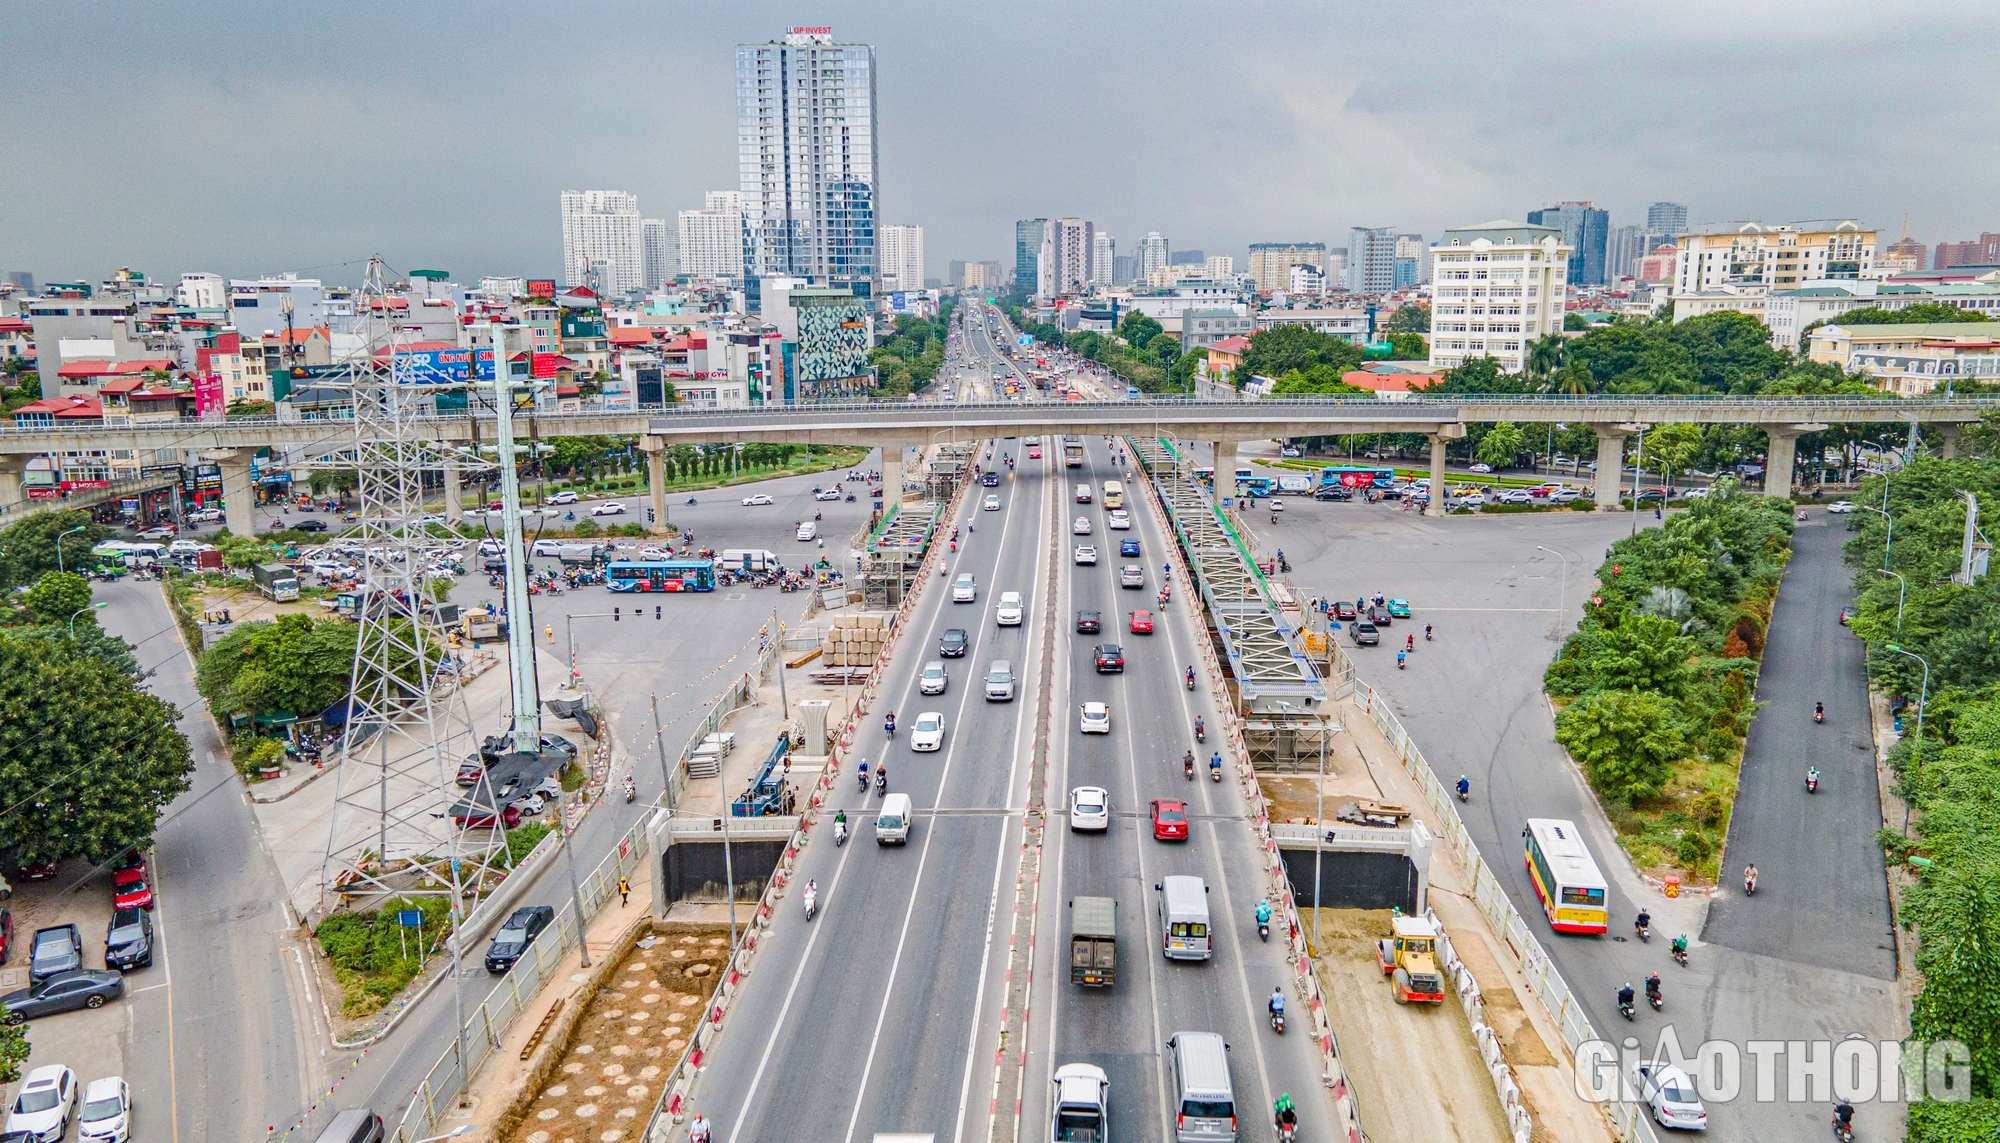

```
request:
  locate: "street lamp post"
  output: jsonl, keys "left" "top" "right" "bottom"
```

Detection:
{"left": 1537, "top": 545, "right": 1572, "bottom": 636}
{"left": 56, "top": 524, "right": 87, "bottom": 574}
{"left": 69, "top": 602, "right": 108, "bottom": 637}
{"left": 1887, "top": 643, "right": 1929, "bottom": 835}
{"left": 565, "top": 611, "right": 617, "bottom": 688}
{"left": 1876, "top": 569, "right": 1907, "bottom": 637}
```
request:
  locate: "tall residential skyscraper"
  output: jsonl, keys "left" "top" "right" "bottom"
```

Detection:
{"left": 641, "top": 219, "right": 671, "bottom": 290}
{"left": 1427, "top": 220, "right": 1571, "bottom": 375}
{"left": 1016, "top": 219, "right": 1054, "bottom": 297}
{"left": 1346, "top": 227, "right": 1398, "bottom": 293}
{"left": 1054, "top": 218, "right": 1094, "bottom": 295}
{"left": 1247, "top": 243, "right": 1327, "bottom": 292}
{"left": 1604, "top": 224, "right": 1644, "bottom": 282}
{"left": 737, "top": 27, "right": 879, "bottom": 293}
{"left": 678, "top": 191, "right": 746, "bottom": 280}
{"left": 560, "top": 190, "right": 644, "bottom": 293}
{"left": 1526, "top": 201, "right": 1610, "bottom": 285}
{"left": 1139, "top": 232, "right": 1170, "bottom": 280}
{"left": 1091, "top": 232, "right": 1116, "bottom": 287}
{"left": 1647, "top": 202, "right": 1689, "bottom": 237}
{"left": 880, "top": 224, "right": 924, "bottom": 292}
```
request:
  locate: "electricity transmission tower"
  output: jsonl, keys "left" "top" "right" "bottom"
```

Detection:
{"left": 315, "top": 258, "right": 504, "bottom": 917}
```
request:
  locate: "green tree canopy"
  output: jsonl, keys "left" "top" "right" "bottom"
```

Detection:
{"left": 0, "top": 510, "right": 108, "bottom": 592}
{"left": 1553, "top": 689, "right": 1687, "bottom": 805}
{"left": 1475, "top": 422, "right": 1526, "bottom": 468}
{"left": 1237, "top": 325, "right": 1364, "bottom": 381}
{"left": 1799, "top": 301, "right": 1991, "bottom": 351}
{"left": 21, "top": 570, "right": 92, "bottom": 627}
{"left": 197, "top": 614, "right": 360, "bottom": 720}
{"left": 1270, "top": 364, "right": 1369, "bottom": 396}
{"left": 1116, "top": 311, "right": 1163, "bottom": 349}
{"left": 1386, "top": 304, "right": 1430, "bottom": 333}
{"left": 0, "top": 633, "right": 194, "bottom": 861}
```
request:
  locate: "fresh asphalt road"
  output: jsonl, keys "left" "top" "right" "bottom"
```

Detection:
{"left": 1275, "top": 496, "right": 1903, "bottom": 1138}
{"left": 1020, "top": 437, "right": 1328, "bottom": 1141}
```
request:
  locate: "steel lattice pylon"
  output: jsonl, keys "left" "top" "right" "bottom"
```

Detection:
{"left": 314, "top": 259, "right": 503, "bottom": 918}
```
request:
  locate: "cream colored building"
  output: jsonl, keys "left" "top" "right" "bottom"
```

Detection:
{"left": 1670, "top": 219, "right": 1878, "bottom": 323}
{"left": 1427, "top": 220, "right": 1569, "bottom": 374}
{"left": 1806, "top": 321, "right": 2000, "bottom": 395}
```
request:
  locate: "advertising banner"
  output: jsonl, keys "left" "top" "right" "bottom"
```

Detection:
{"left": 194, "top": 372, "right": 225, "bottom": 417}
{"left": 394, "top": 347, "right": 471, "bottom": 384}
{"left": 526, "top": 279, "right": 556, "bottom": 298}
{"left": 531, "top": 353, "right": 560, "bottom": 379}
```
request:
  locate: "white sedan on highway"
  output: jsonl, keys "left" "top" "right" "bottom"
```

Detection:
{"left": 1068, "top": 786, "right": 1110, "bottom": 832}
{"left": 983, "top": 494, "right": 1002, "bottom": 511}
{"left": 1079, "top": 702, "right": 1111, "bottom": 735}
{"left": 1072, "top": 516, "right": 1093, "bottom": 535}
{"left": 910, "top": 711, "right": 946, "bottom": 752}
{"left": 1074, "top": 545, "right": 1097, "bottom": 565}
{"left": 1630, "top": 1060, "right": 1707, "bottom": 1131}
{"left": 590, "top": 501, "right": 626, "bottom": 516}
{"left": 814, "top": 488, "right": 841, "bottom": 501}
{"left": 742, "top": 494, "right": 775, "bottom": 506}
{"left": 546, "top": 490, "right": 579, "bottom": 505}
{"left": 1827, "top": 500, "right": 1856, "bottom": 514}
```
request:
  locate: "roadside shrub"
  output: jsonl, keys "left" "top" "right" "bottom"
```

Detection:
{"left": 1676, "top": 830, "right": 1713, "bottom": 867}
{"left": 315, "top": 896, "right": 455, "bottom": 1015}
{"left": 572, "top": 519, "right": 600, "bottom": 538}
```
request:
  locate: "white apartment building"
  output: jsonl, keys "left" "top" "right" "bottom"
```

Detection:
{"left": 1766, "top": 280, "right": 2000, "bottom": 351}
{"left": 1205, "top": 255, "right": 1234, "bottom": 279}
{"left": 175, "top": 272, "right": 224, "bottom": 310}
{"left": 1139, "top": 232, "right": 1170, "bottom": 280}
{"left": 1092, "top": 232, "right": 1116, "bottom": 286}
{"left": 1055, "top": 218, "right": 1094, "bottom": 295}
{"left": 880, "top": 224, "right": 924, "bottom": 292}
{"left": 1671, "top": 219, "right": 1878, "bottom": 323}
{"left": 228, "top": 275, "right": 325, "bottom": 332}
{"left": 1288, "top": 264, "right": 1327, "bottom": 297}
{"left": 561, "top": 190, "right": 644, "bottom": 294}
{"left": 1256, "top": 308, "right": 1369, "bottom": 344}
{"left": 1427, "top": 220, "right": 1570, "bottom": 374}
{"left": 642, "top": 219, "right": 671, "bottom": 291}
{"left": 679, "top": 191, "right": 745, "bottom": 281}
{"left": 1246, "top": 243, "right": 1328, "bottom": 292}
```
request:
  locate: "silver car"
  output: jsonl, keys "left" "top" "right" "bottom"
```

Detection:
{"left": 919, "top": 662, "right": 948, "bottom": 695}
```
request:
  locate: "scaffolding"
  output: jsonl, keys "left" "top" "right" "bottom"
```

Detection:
{"left": 315, "top": 259, "right": 503, "bottom": 918}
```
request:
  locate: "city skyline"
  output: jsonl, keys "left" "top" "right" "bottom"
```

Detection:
{"left": 1, "top": 3, "right": 1996, "bottom": 286}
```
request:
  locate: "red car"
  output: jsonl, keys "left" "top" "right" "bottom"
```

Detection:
{"left": 1128, "top": 610, "right": 1153, "bottom": 634}
{"left": 112, "top": 868, "right": 155, "bottom": 911}
{"left": 456, "top": 758, "right": 486, "bottom": 787}
{"left": 19, "top": 862, "right": 57, "bottom": 882}
{"left": 453, "top": 805, "right": 524, "bottom": 829}
{"left": 1332, "top": 601, "right": 1358, "bottom": 622}
{"left": 1151, "top": 798, "right": 1189, "bottom": 841}
{"left": 113, "top": 850, "right": 146, "bottom": 877}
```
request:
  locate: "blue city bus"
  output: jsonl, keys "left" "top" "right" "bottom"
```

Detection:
{"left": 1236, "top": 476, "right": 1275, "bottom": 498}
{"left": 1320, "top": 465, "right": 1397, "bottom": 489}
{"left": 606, "top": 560, "right": 717, "bottom": 593}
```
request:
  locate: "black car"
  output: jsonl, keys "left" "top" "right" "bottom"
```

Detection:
{"left": 1, "top": 969, "right": 124, "bottom": 1023}
{"left": 105, "top": 907, "right": 154, "bottom": 971}
{"left": 1367, "top": 605, "right": 1393, "bottom": 626}
{"left": 1333, "top": 601, "right": 1358, "bottom": 621}
{"left": 981, "top": 472, "right": 1001, "bottom": 487}
{"left": 294, "top": 518, "right": 329, "bottom": 533}
{"left": 1350, "top": 621, "right": 1380, "bottom": 646}
{"left": 938, "top": 628, "right": 969, "bottom": 658}
{"left": 485, "top": 905, "right": 556, "bottom": 973}
{"left": 1313, "top": 487, "right": 1352, "bottom": 502}
{"left": 1075, "top": 609, "right": 1101, "bottom": 634}
{"left": 1093, "top": 643, "right": 1125, "bottom": 673}
{"left": 28, "top": 925, "right": 82, "bottom": 983}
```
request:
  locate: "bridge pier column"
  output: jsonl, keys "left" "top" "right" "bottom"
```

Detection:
{"left": 1762, "top": 424, "right": 1824, "bottom": 497}
{"left": 638, "top": 435, "right": 667, "bottom": 534}
{"left": 0, "top": 455, "right": 30, "bottom": 513}
{"left": 1590, "top": 424, "right": 1640, "bottom": 510}
{"left": 441, "top": 452, "right": 464, "bottom": 522}
{"left": 1938, "top": 424, "right": 1961, "bottom": 460}
{"left": 880, "top": 440, "right": 906, "bottom": 507}
{"left": 1423, "top": 424, "right": 1465, "bottom": 517}
{"left": 205, "top": 450, "right": 258, "bottom": 537}
{"left": 1213, "top": 437, "right": 1243, "bottom": 497}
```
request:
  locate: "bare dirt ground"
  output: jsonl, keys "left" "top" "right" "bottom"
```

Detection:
{"left": 1310, "top": 907, "right": 1513, "bottom": 1143}
{"left": 504, "top": 926, "right": 731, "bottom": 1143}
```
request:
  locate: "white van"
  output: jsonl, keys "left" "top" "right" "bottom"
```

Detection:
{"left": 720, "top": 548, "right": 782, "bottom": 573}
{"left": 1167, "top": 1032, "right": 1235, "bottom": 1142}
{"left": 1155, "top": 875, "right": 1212, "bottom": 961}
{"left": 876, "top": 792, "right": 913, "bottom": 845}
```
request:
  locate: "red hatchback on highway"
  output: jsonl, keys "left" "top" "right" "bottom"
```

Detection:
{"left": 112, "top": 868, "right": 155, "bottom": 911}
{"left": 1128, "top": 610, "right": 1153, "bottom": 634}
{"left": 1150, "top": 798, "right": 1189, "bottom": 841}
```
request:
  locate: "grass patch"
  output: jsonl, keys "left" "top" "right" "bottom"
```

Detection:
{"left": 315, "top": 896, "right": 456, "bottom": 1016}
{"left": 506, "top": 821, "right": 553, "bottom": 864}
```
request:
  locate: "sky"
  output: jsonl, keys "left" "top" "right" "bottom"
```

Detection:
{"left": 3, "top": 0, "right": 1996, "bottom": 287}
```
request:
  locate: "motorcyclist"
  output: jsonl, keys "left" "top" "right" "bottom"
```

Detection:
{"left": 1268, "top": 986, "right": 1286, "bottom": 1017}
{"left": 1634, "top": 909, "right": 1652, "bottom": 937}
{"left": 1273, "top": 1094, "right": 1298, "bottom": 1135}
{"left": 1617, "top": 982, "right": 1636, "bottom": 1009}
{"left": 1406, "top": 633, "right": 1415, "bottom": 652}
{"left": 1397, "top": 648, "right": 1408, "bottom": 669}
{"left": 1456, "top": 775, "right": 1471, "bottom": 799}
{"left": 1185, "top": 665, "right": 1196, "bottom": 686}
{"left": 688, "top": 1114, "right": 712, "bottom": 1143}
{"left": 1210, "top": 751, "right": 1222, "bottom": 775}
{"left": 1807, "top": 765, "right": 1820, "bottom": 788}
{"left": 1814, "top": 700, "right": 1825, "bottom": 721}
{"left": 1833, "top": 1101, "right": 1855, "bottom": 1131}
{"left": 1670, "top": 933, "right": 1689, "bottom": 959}
{"left": 857, "top": 758, "right": 870, "bottom": 790}
{"left": 885, "top": 710, "right": 896, "bottom": 737}
{"left": 1256, "top": 899, "right": 1273, "bottom": 928}
{"left": 834, "top": 809, "right": 848, "bottom": 841}
{"left": 1194, "top": 716, "right": 1205, "bottom": 738}
{"left": 803, "top": 879, "right": 818, "bottom": 915}
{"left": 1744, "top": 863, "right": 1759, "bottom": 892}
{"left": 1425, "top": 623, "right": 1433, "bottom": 641}
{"left": 1645, "top": 972, "right": 1662, "bottom": 1002}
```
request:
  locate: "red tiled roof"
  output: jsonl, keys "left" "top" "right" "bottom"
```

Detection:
{"left": 607, "top": 327, "right": 659, "bottom": 346}
{"left": 1341, "top": 369, "right": 1439, "bottom": 393}
{"left": 11, "top": 395, "right": 104, "bottom": 419}
{"left": 1210, "top": 336, "right": 1252, "bottom": 355}
{"left": 56, "top": 361, "right": 120, "bottom": 378}
{"left": 0, "top": 317, "right": 29, "bottom": 333}
{"left": 98, "top": 376, "right": 147, "bottom": 395}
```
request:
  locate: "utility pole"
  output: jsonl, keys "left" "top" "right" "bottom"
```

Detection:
{"left": 650, "top": 693, "right": 677, "bottom": 815}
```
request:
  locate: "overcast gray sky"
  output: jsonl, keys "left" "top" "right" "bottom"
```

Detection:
{"left": 3, "top": 1, "right": 1993, "bottom": 286}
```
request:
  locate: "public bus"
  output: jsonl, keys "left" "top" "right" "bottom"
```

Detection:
{"left": 1522, "top": 818, "right": 1609, "bottom": 933}
{"left": 1320, "top": 465, "right": 1398, "bottom": 489}
{"left": 1101, "top": 480, "right": 1125, "bottom": 509}
{"left": 605, "top": 559, "right": 717, "bottom": 593}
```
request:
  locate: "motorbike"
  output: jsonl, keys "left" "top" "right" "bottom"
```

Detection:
{"left": 1184, "top": 757, "right": 1195, "bottom": 781}
{"left": 1671, "top": 944, "right": 1690, "bottom": 968}
{"left": 686, "top": 497, "right": 698, "bottom": 505}
{"left": 1194, "top": 720, "right": 1205, "bottom": 743}
{"left": 1635, "top": 922, "right": 1651, "bottom": 943}
{"left": 624, "top": 779, "right": 636, "bottom": 804}
{"left": 1831, "top": 1107, "right": 1855, "bottom": 1143}
{"left": 1457, "top": 785, "right": 1469, "bottom": 803}
{"left": 1210, "top": 760, "right": 1222, "bottom": 783}
{"left": 845, "top": 494, "right": 855, "bottom": 502}
{"left": 1275, "top": 1120, "right": 1298, "bottom": 1143}
{"left": 1618, "top": 996, "right": 1636, "bottom": 1021}
{"left": 1648, "top": 989, "right": 1664, "bottom": 1012}
{"left": 563, "top": 511, "right": 576, "bottom": 521}
{"left": 1807, "top": 773, "right": 1819, "bottom": 794}
{"left": 1257, "top": 916, "right": 1270, "bottom": 942}
{"left": 1185, "top": 674, "right": 1196, "bottom": 692}
{"left": 1745, "top": 874, "right": 1758, "bottom": 895}
{"left": 803, "top": 889, "right": 819, "bottom": 922}
{"left": 858, "top": 768, "right": 870, "bottom": 793}
{"left": 1814, "top": 706, "right": 1825, "bottom": 724}
{"left": 1270, "top": 1009, "right": 1286, "bottom": 1034}
{"left": 876, "top": 769, "right": 888, "bottom": 795}
{"left": 834, "top": 819, "right": 848, "bottom": 846}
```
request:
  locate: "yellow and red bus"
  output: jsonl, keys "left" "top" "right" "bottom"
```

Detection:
{"left": 1522, "top": 818, "right": 1608, "bottom": 933}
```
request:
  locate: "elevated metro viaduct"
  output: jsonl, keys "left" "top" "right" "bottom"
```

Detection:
{"left": 2, "top": 394, "right": 1989, "bottom": 537}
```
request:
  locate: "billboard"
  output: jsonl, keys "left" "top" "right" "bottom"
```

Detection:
{"left": 531, "top": 353, "right": 561, "bottom": 379}
{"left": 526, "top": 279, "right": 556, "bottom": 298}
{"left": 394, "top": 347, "right": 472, "bottom": 384}
{"left": 194, "top": 372, "right": 225, "bottom": 417}
{"left": 889, "top": 291, "right": 909, "bottom": 312}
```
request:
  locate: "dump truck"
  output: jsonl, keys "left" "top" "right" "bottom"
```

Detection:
{"left": 1375, "top": 913, "right": 1447, "bottom": 1004}
{"left": 1068, "top": 896, "right": 1117, "bottom": 987}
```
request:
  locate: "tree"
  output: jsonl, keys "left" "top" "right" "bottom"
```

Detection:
{"left": 1116, "top": 311, "right": 1163, "bottom": 350}
{"left": 1170, "top": 349, "right": 1206, "bottom": 391}
{"left": 1553, "top": 689, "right": 1686, "bottom": 805}
{"left": 1270, "top": 366, "right": 1368, "bottom": 396}
{"left": 1527, "top": 334, "right": 1566, "bottom": 379}
{"left": 0, "top": 633, "right": 194, "bottom": 861}
{"left": 1237, "top": 325, "right": 1363, "bottom": 380}
{"left": 1585, "top": 613, "right": 1696, "bottom": 697}
{"left": 1643, "top": 423, "right": 1703, "bottom": 488}
{"left": 1564, "top": 313, "right": 1589, "bottom": 331}
{"left": 1145, "top": 332, "right": 1182, "bottom": 369}
{"left": 0, "top": 1020, "right": 27, "bottom": 1083}
{"left": 0, "top": 510, "right": 108, "bottom": 592}
{"left": 1475, "top": 422, "right": 1526, "bottom": 468}
{"left": 21, "top": 571, "right": 92, "bottom": 627}
{"left": 197, "top": 615, "right": 359, "bottom": 720}
{"left": 1386, "top": 333, "right": 1428, "bottom": 360}
{"left": 1386, "top": 304, "right": 1430, "bottom": 334}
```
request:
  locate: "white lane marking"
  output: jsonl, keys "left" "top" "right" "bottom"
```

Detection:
{"left": 951, "top": 461, "right": 1052, "bottom": 1143}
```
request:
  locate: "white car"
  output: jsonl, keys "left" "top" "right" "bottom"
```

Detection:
{"left": 796, "top": 522, "right": 817, "bottom": 541}
{"left": 1068, "top": 786, "right": 1110, "bottom": 831}
{"left": 6, "top": 1065, "right": 77, "bottom": 1142}
{"left": 508, "top": 793, "right": 547, "bottom": 816}
{"left": 77, "top": 1076, "right": 129, "bottom": 1143}
{"left": 983, "top": 494, "right": 1002, "bottom": 511}
{"left": 134, "top": 526, "right": 176, "bottom": 541}
{"left": 996, "top": 591, "right": 1024, "bottom": 626}
{"left": 1684, "top": 486, "right": 1711, "bottom": 500}
{"left": 1550, "top": 487, "right": 1583, "bottom": 503}
{"left": 1074, "top": 545, "right": 1097, "bottom": 565}
{"left": 639, "top": 545, "right": 671, "bottom": 561}
{"left": 919, "top": 662, "right": 948, "bottom": 695}
{"left": 953, "top": 573, "right": 977, "bottom": 603}
{"left": 1072, "top": 516, "right": 1093, "bottom": 535}
{"left": 1120, "top": 564, "right": 1145, "bottom": 588}
{"left": 742, "top": 494, "right": 776, "bottom": 506}
{"left": 1106, "top": 510, "right": 1130, "bottom": 530}
{"left": 1456, "top": 491, "right": 1488, "bottom": 507}
{"left": 910, "top": 711, "right": 946, "bottom": 752}
{"left": 190, "top": 507, "right": 222, "bottom": 523}
{"left": 1495, "top": 489, "right": 1533, "bottom": 504}
{"left": 1827, "top": 500, "right": 1856, "bottom": 514}
{"left": 1469, "top": 462, "right": 1494, "bottom": 474}
{"left": 531, "top": 538, "right": 565, "bottom": 557}
{"left": 1630, "top": 1060, "right": 1708, "bottom": 1131}
{"left": 1280, "top": 446, "right": 1302, "bottom": 458}
{"left": 590, "top": 501, "right": 626, "bottom": 516}
{"left": 814, "top": 488, "right": 841, "bottom": 501}
{"left": 546, "top": 490, "right": 579, "bottom": 505}
{"left": 1079, "top": 701, "right": 1111, "bottom": 735}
